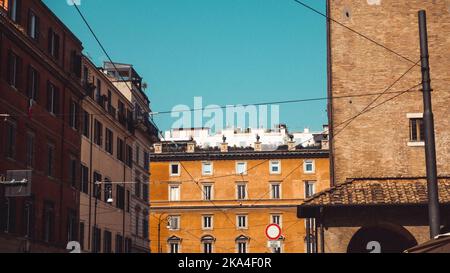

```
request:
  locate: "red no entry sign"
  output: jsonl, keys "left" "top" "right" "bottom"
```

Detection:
{"left": 265, "top": 224, "right": 282, "bottom": 240}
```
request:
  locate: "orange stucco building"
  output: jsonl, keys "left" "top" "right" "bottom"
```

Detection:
{"left": 149, "top": 139, "right": 330, "bottom": 253}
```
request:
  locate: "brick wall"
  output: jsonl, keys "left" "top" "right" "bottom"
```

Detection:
{"left": 328, "top": 0, "right": 450, "bottom": 183}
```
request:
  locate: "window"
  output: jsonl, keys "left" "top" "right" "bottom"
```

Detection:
{"left": 67, "top": 210, "right": 77, "bottom": 242}
{"left": 410, "top": 118, "right": 425, "bottom": 143}
{"left": 27, "top": 66, "right": 39, "bottom": 101}
{"left": 48, "top": 28, "right": 60, "bottom": 59}
{"left": 47, "top": 144, "right": 55, "bottom": 177}
{"left": 28, "top": 10, "right": 39, "bottom": 40}
{"left": 104, "top": 178, "right": 113, "bottom": 204}
{"left": 304, "top": 160, "right": 315, "bottom": 174}
{"left": 25, "top": 132, "right": 35, "bottom": 168}
{"left": 7, "top": 50, "right": 21, "bottom": 89}
{"left": 82, "top": 110, "right": 90, "bottom": 138}
{"left": 125, "top": 237, "right": 132, "bottom": 253}
{"left": 69, "top": 156, "right": 77, "bottom": 188}
{"left": 237, "top": 184, "right": 247, "bottom": 200}
{"left": 117, "top": 137, "right": 124, "bottom": 162}
{"left": 271, "top": 215, "right": 282, "bottom": 226}
{"left": 126, "top": 144, "right": 133, "bottom": 167}
{"left": 105, "top": 128, "right": 113, "bottom": 155}
{"left": 115, "top": 234, "right": 123, "bottom": 253}
{"left": 103, "top": 231, "right": 112, "bottom": 253}
{"left": 4, "top": 198, "right": 16, "bottom": 233}
{"left": 203, "top": 215, "right": 213, "bottom": 230}
{"left": 305, "top": 181, "right": 316, "bottom": 198}
{"left": 69, "top": 100, "right": 78, "bottom": 129}
{"left": 46, "top": 82, "right": 59, "bottom": 115}
{"left": 94, "top": 120, "right": 103, "bottom": 146}
{"left": 93, "top": 172, "right": 102, "bottom": 200}
{"left": 5, "top": 121, "right": 16, "bottom": 159}
{"left": 70, "top": 50, "right": 81, "bottom": 77}
{"left": 142, "top": 183, "right": 149, "bottom": 201}
{"left": 236, "top": 162, "right": 247, "bottom": 175}
{"left": 237, "top": 215, "right": 248, "bottom": 229}
{"left": 203, "top": 184, "right": 213, "bottom": 201}
{"left": 23, "top": 201, "right": 33, "bottom": 238}
{"left": 79, "top": 222, "right": 85, "bottom": 250}
{"left": 271, "top": 183, "right": 281, "bottom": 200}
{"left": 170, "top": 163, "right": 180, "bottom": 176}
{"left": 116, "top": 185, "right": 125, "bottom": 210}
{"left": 143, "top": 212, "right": 149, "bottom": 239}
{"left": 169, "top": 185, "right": 180, "bottom": 201}
{"left": 80, "top": 165, "right": 89, "bottom": 194}
{"left": 9, "top": 0, "right": 20, "bottom": 23}
{"left": 168, "top": 216, "right": 180, "bottom": 231}
{"left": 92, "top": 226, "right": 101, "bottom": 253}
{"left": 135, "top": 178, "right": 141, "bottom": 198}
{"left": 144, "top": 151, "right": 149, "bottom": 171}
{"left": 170, "top": 242, "right": 180, "bottom": 254}
{"left": 202, "top": 162, "right": 213, "bottom": 176}
{"left": 270, "top": 161, "right": 281, "bottom": 174}
{"left": 203, "top": 242, "right": 213, "bottom": 254}
{"left": 95, "top": 79, "right": 102, "bottom": 103}
{"left": 237, "top": 241, "right": 247, "bottom": 254}
{"left": 43, "top": 201, "right": 54, "bottom": 243}
{"left": 135, "top": 212, "right": 140, "bottom": 236}
{"left": 136, "top": 145, "right": 140, "bottom": 166}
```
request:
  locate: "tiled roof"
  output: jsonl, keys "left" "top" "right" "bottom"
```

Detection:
{"left": 302, "top": 178, "right": 450, "bottom": 207}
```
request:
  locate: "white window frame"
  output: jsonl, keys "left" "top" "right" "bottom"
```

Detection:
{"left": 168, "top": 215, "right": 180, "bottom": 231}
{"left": 169, "top": 242, "right": 180, "bottom": 253}
{"left": 236, "top": 241, "right": 248, "bottom": 254}
{"left": 304, "top": 160, "right": 315, "bottom": 174}
{"left": 29, "top": 11, "right": 38, "bottom": 39}
{"left": 270, "top": 183, "right": 282, "bottom": 200}
{"left": 236, "top": 183, "right": 248, "bottom": 200}
{"left": 202, "top": 215, "right": 213, "bottom": 230}
{"left": 202, "top": 161, "right": 213, "bottom": 176}
{"left": 305, "top": 181, "right": 316, "bottom": 199}
{"left": 269, "top": 160, "right": 281, "bottom": 174}
{"left": 407, "top": 113, "right": 425, "bottom": 147}
{"left": 202, "top": 184, "right": 214, "bottom": 201}
{"left": 236, "top": 215, "right": 248, "bottom": 230}
{"left": 271, "top": 214, "right": 282, "bottom": 227}
{"left": 236, "top": 161, "right": 248, "bottom": 175}
{"left": 168, "top": 184, "right": 181, "bottom": 201}
{"left": 169, "top": 162, "right": 181, "bottom": 177}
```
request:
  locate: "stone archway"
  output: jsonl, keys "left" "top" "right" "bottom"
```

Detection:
{"left": 347, "top": 224, "right": 418, "bottom": 253}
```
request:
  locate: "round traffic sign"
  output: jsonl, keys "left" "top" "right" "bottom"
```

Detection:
{"left": 265, "top": 224, "right": 282, "bottom": 240}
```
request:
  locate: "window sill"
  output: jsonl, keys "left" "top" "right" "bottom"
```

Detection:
{"left": 408, "top": 142, "right": 425, "bottom": 147}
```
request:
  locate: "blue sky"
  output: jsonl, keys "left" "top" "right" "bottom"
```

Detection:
{"left": 44, "top": 0, "right": 327, "bottom": 132}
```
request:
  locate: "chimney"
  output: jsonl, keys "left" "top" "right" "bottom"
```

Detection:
{"left": 254, "top": 134, "right": 262, "bottom": 152}
{"left": 186, "top": 141, "right": 196, "bottom": 153}
{"left": 220, "top": 135, "right": 228, "bottom": 153}
{"left": 287, "top": 134, "right": 296, "bottom": 151}
{"left": 154, "top": 143, "right": 162, "bottom": 154}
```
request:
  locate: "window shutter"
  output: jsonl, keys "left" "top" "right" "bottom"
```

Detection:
{"left": 35, "top": 70, "right": 40, "bottom": 102}
{"left": 54, "top": 34, "right": 60, "bottom": 60}
{"left": 15, "top": 0, "right": 21, "bottom": 24}
{"left": 35, "top": 15, "right": 40, "bottom": 41}
{"left": 16, "top": 55, "right": 22, "bottom": 90}
{"left": 26, "top": 65, "right": 31, "bottom": 98}
{"left": 46, "top": 81, "right": 51, "bottom": 112}
{"left": 69, "top": 100, "right": 74, "bottom": 126}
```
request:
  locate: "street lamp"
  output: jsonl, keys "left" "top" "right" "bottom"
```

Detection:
{"left": 157, "top": 214, "right": 172, "bottom": 253}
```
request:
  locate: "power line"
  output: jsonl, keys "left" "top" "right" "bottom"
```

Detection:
{"left": 292, "top": 0, "right": 419, "bottom": 66}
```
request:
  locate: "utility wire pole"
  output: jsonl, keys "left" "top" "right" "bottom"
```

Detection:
{"left": 418, "top": 10, "right": 441, "bottom": 239}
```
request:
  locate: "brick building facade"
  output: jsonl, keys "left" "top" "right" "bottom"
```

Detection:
{"left": 0, "top": 0, "right": 84, "bottom": 252}
{"left": 298, "top": 0, "right": 450, "bottom": 253}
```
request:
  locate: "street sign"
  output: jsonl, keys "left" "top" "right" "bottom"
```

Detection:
{"left": 265, "top": 224, "right": 282, "bottom": 240}
{"left": 3, "top": 170, "right": 32, "bottom": 197}
{"left": 267, "top": 240, "right": 281, "bottom": 248}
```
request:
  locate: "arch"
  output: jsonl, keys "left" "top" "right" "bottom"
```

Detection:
{"left": 235, "top": 235, "right": 250, "bottom": 242}
{"left": 347, "top": 224, "right": 418, "bottom": 253}
{"left": 167, "top": 235, "right": 182, "bottom": 243}
{"left": 201, "top": 235, "right": 216, "bottom": 242}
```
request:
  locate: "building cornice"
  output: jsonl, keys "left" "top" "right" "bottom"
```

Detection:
{"left": 149, "top": 149, "right": 329, "bottom": 162}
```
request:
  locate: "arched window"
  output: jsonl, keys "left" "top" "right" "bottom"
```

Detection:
{"left": 235, "top": 235, "right": 250, "bottom": 254}
{"left": 201, "top": 235, "right": 215, "bottom": 253}
{"left": 167, "top": 235, "right": 182, "bottom": 253}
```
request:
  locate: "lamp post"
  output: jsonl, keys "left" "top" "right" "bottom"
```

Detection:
{"left": 157, "top": 213, "right": 171, "bottom": 253}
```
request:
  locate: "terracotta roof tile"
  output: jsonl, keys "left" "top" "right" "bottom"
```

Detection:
{"left": 302, "top": 178, "right": 450, "bottom": 207}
